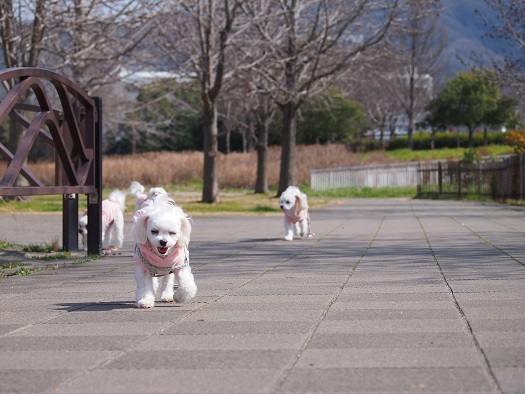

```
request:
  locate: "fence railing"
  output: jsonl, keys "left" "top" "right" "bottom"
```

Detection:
{"left": 417, "top": 154, "right": 524, "bottom": 200}
{"left": 310, "top": 154, "right": 525, "bottom": 200}
{"left": 311, "top": 161, "right": 435, "bottom": 191}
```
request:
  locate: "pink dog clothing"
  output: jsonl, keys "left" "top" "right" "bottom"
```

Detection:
{"left": 284, "top": 209, "right": 307, "bottom": 224}
{"left": 81, "top": 199, "right": 122, "bottom": 224}
{"left": 134, "top": 241, "right": 189, "bottom": 277}
{"left": 284, "top": 209, "right": 315, "bottom": 237}
{"left": 102, "top": 199, "right": 122, "bottom": 224}
{"left": 135, "top": 193, "right": 148, "bottom": 209}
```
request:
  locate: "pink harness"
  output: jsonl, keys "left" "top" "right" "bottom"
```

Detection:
{"left": 284, "top": 209, "right": 307, "bottom": 224}
{"left": 134, "top": 241, "right": 189, "bottom": 277}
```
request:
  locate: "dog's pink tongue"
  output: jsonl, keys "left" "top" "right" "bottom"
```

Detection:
{"left": 158, "top": 247, "right": 168, "bottom": 254}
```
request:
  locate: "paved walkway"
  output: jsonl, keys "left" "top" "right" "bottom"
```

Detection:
{"left": 0, "top": 199, "right": 524, "bottom": 393}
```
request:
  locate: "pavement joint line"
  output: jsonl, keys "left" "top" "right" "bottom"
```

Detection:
{"left": 452, "top": 217, "right": 525, "bottom": 268}
{"left": 271, "top": 217, "right": 384, "bottom": 393}
{"left": 59, "top": 217, "right": 359, "bottom": 390}
{"left": 54, "top": 301, "right": 207, "bottom": 391}
{"left": 415, "top": 213, "right": 503, "bottom": 394}
{"left": 487, "top": 217, "right": 525, "bottom": 235}
{"left": 2, "top": 201, "right": 524, "bottom": 392}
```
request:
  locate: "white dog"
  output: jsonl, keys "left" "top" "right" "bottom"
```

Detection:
{"left": 128, "top": 181, "right": 168, "bottom": 211}
{"left": 279, "top": 186, "right": 313, "bottom": 241}
{"left": 78, "top": 189, "right": 126, "bottom": 253}
{"left": 133, "top": 194, "right": 197, "bottom": 308}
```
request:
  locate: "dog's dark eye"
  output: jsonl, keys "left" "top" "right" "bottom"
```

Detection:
{"left": 169, "top": 231, "right": 177, "bottom": 236}
{"left": 286, "top": 200, "right": 290, "bottom": 204}
{"left": 151, "top": 229, "right": 159, "bottom": 235}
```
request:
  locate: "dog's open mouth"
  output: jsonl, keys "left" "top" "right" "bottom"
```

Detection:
{"left": 157, "top": 246, "right": 169, "bottom": 255}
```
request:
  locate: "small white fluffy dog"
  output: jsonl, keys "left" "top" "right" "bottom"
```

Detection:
{"left": 78, "top": 189, "right": 126, "bottom": 253}
{"left": 128, "top": 181, "right": 168, "bottom": 211}
{"left": 279, "top": 186, "right": 313, "bottom": 241}
{"left": 133, "top": 194, "right": 197, "bottom": 308}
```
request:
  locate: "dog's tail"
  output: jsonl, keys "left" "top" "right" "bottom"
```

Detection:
{"left": 108, "top": 189, "right": 127, "bottom": 211}
{"left": 128, "top": 181, "right": 145, "bottom": 197}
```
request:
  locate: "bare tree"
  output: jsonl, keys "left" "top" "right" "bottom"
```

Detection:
{"left": 152, "top": 0, "right": 247, "bottom": 203}
{"left": 388, "top": 0, "right": 444, "bottom": 148}
{"left": 477, "top": 0, "right": 525, "bottom": 97}
{"left": 243, "top": 0, "right": 401, "bottom": 195}
{"left": 0, "top": 0, "right": 165, "bottom": 164}
{"left": 42, "top": 0, "right": 163, "bottom": 94}
{"left": 240, "top": 81, "right": 277, "bottom": 193}
{"left": 0, "top": 0, "right": 47, "bottom": 153}
{"left": 343, "top": 51, "right": 401, "bottom": 147}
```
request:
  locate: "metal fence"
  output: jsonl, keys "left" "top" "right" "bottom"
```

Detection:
{"left": 310, "top": 154, "right": 525, "bottom": 200}
{"left": 417, "top": 154, "right": 525, "bottom": 200}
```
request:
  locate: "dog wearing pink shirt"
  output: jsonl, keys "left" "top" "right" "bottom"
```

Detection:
{"left": 279, "top": 186, "right": 313, "bottom": 241}
{"left": 78, "top": 189, "right": 126, "bottom": 253}
{"left": 133, "top": 194, "right": 197, "bottom": 308}
{"left": 128, "top": 181, "right": 167, "bottom": 212}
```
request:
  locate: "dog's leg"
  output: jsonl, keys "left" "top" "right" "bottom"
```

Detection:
{"left": 173, "top": 267, "right": 197, "bottom": 303}
{"left": 80, "top": 232, "right": 87, "bottom": 251}
{"left": 293, "top": 222, "right": 301, "bottom": 237}
{"left": 284, "top": 220, "right": 294, "bottom": 241}
{"left": 101, "top": 221, "right": 110, "bottom": 250}
{"left": 135, "top": 265, "right": 156, "bottom": 308}
{"left": 298, "top": 219, "right": 308, "bottom": 237}
{"left": 114, "top": 212, "right": 124, "bottom": 250}
{"left": 158, "top": 273, "right": 175, "bottom": 302}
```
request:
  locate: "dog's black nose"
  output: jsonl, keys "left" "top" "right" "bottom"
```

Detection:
{"left": 159, "top": 239, "right": 167, "bottom": 247}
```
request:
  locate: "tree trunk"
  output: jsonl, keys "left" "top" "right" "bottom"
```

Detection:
{"left": 201, "top": 101, "right": 219, "bottom": 203}
{"left": 277, "top": 102, "right": 297, "bottom": 195}
{"left": 255, "top": 119, "right": 269, "bottom": 194}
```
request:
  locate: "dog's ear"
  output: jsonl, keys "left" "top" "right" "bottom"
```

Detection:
{"left": 295, "top": 193, "right": 309, "bottom": 211}
{"left": 178, "top": 215, "right": 192, "bottom": 248}
{"left": 133, "top": 214, "right": 149, "bottom": 244}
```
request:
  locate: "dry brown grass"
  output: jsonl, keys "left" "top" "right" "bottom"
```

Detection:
{"left": 5, "top": 144, "right": 397, "bottom": 190}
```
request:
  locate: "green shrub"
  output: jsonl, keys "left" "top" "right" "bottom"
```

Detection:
{"left": 386, "top": 137, "right": 408, "bottom": 150}
{"left": 348, "top": 138, "right": 382, "bottom": 152}
{"left": 387, "top": 131, "right": 508, "bottom": 151}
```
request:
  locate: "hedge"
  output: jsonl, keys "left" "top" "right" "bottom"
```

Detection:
{"left": 386, "top": 132, "right": 507, "bottom": 151}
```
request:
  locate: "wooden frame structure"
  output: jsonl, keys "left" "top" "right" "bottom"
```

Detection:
{"left": 0, "top": 67, "right": 102, "bottom": 255}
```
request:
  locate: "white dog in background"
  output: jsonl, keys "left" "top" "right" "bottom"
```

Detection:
{"left": 128, "top": 181, "right": 168, "bottom": 211}
{"left": 78, "top": 189, "right": 126, "bottom": 253}
{"left": 133, "top": 194, "right": 197, "bottom": 308}
{"left": 279, "top": 186, "right": 313, "bottom": 241}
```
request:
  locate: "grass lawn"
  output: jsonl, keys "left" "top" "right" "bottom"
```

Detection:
{"left": 0, "top": 144, "right": 520, "bottom": 215}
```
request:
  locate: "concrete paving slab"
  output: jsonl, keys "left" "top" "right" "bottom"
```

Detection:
{"left": 280, "top": 367, "right": 495, "bottom": 393}
{"left": 56, "top": 369, "right": 281, "bottom": 394}
{"left": 493, "top": 368, "right": 525, "bottom": 394}
{"left": 307, "top": 332, "right": 474, "bottom": 349}
{"left": 1, "top": 199, "right": 524, "bottom": 393}
{"left": 295, "top": 347, "right": 484, "bottom": 368}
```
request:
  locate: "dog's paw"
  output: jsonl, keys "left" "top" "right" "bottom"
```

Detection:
{"left": 174, "top": 284, "right": 197, "bottom": 303}
{"left": 137, "top": 299, "right": 155, "bottom": 308}
{"left": 284, "top": 235, "right": 294, "bottom": 241}
{"left": 160, "top": 296, "right": 174, "bottom": 303}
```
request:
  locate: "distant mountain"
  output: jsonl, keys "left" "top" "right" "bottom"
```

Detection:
{"left": 438, "top": 0, "right": 506, "bottom": 79}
